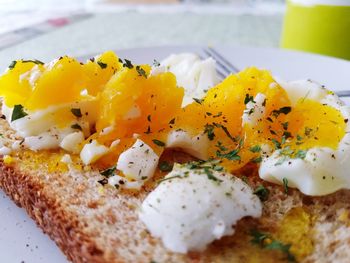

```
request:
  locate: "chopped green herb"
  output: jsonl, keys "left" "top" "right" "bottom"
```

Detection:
{"left": 153, "top": 59, "right": 160, "bottom": 67}
{"left": 271, "top": 138, "right": 281, "bottom": 149}
{"left": 213, "top": 112, "right": 222, "bottom": 118}
{"left": 250, "top": 229, "right": 268, "bottom": 245}
{"left": 158, "top": 161, "right": 173, "bottom": 172}
{"left": 215, "top": 141, "right": 228, "bottom": 151}
{"left": 204, "top": 167, "right": 222, "bottom": 183}
{"left": 250, "top": 230, "right": 296, "bottom": 262}
{"left": 283, "top": 177, "right": 289, "bottom": 194}
{"left": 136, "top": 65, "right": 147, "bottom": 78}
{"left": 193, "top": 98, "right": 203, "bottom": 104}
{"left": 97, "top": 61, "right": 107, "bottom": 69}
{"left": 169, "top": 118, "right": 175, "bottom": 125}
{"left": 152, "top": 139, "right": 166, "bottom": 147}
{"left": 97, "top": 178, "right": 108, "bottom": 186}
{"left": 266, "top": 241, "right": 296, "bottom": 262}
{"left": 304, "top": 127, "right": 313, "bottom": 136}
{"left": 270, "top": 130, "right": 277, "bottom": 135}
{"left": 8, "top": 60, "right": 17, "bottom": 69}
{"left": 282, "top": 122, "right": 289, "bottom": 130}
{"left": 244, "top": 94, "right": 255, "bottom": 105}
{"left": 120, "top": 58, "right": 133, "bottom": 69}
{"left": 249, "top": 145, "right": 261, "bottom": 153}
{"left": 22, "top": 59, "right": 44, "bottom": 65}
{"left": 11, "top": 104, "right": 28, "bottom": 122}
{"left": 216, "top": 149, "right": 241, "bottom": 161}
{"left": 252, "top": 156, "right": 262, "bottom": 163}
{"left": 295, "top": 150, "right": 307, "bottom": 159}
{"left": 283, "top": 131, "right": 292, "bottom": 139}
{"left": 158, "top": 175, "right": 181, "bottom": 184}
{"left": 100, "top": 166, "right": 116, "bottom": 177}
{"left": 253, "top": 185, "right": 269, "bottom": 201}
{"left": 71, "top": 108, "right": 82, "bottom": 118}
{"left": 213, "top": 123, "right": 236, "bottom": 143}
{"left": 204, "top": 124, "right": 215, "bottom": 141}
{"left": 71, "top": 123, "right": 82, "bottom": 131}
{"left": 271, "top": 106, "right": 292, "bottom": 117}
{"left": 275, "top": 156, "right": 287, "bottom": 166}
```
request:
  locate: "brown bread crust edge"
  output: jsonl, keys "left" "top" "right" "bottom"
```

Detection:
{"left": 0, "top": 161, "right": 114, "bottom": 263}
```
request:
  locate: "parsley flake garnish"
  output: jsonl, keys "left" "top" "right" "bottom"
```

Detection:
{"left": 11, "top": 104, "right": 28, "bottom": 122}
{"left": 97, "top": 61, "right": 107, "bottom": 69}
{"left": 216, "top": 149, "right": 241, "bottom": 161}
{"left": 71, "top": 108, "right": 82, "bottom": 118}
{"left": 250, "top": 229, "right": 296, "bottom": 262}
{"left": 283, "top": 177, "right": 289, "bottom": 194}
{"left": 120, "top": 58, "right": 133, "bottom": 69}
{"left": 158, "top": 175, "right": 181, "bottom": 184}
{"left": 271, "top": 138, "right": 281, "bottom": 149}
{"left": 304, "top": 127, "right": 313, "bottom": 136}
{"left": 169, "top": 118, "right": 175, "bottom": 125}
{"left": 22, "top": 59, "right": 44, "bottom": 65}
{"left": 71, "top": 123, "right": 82, "bottom": 131}
{"left": 204, "top": 124, "right": 215, "bottom": 141}
{"left": 136, "top": 65, "right": 147, "bottom": 78}
{"left": 153, "top": 59, "right": 160, "bottom": 67}
{"left": 252, "top": 156, "right": 262, "bottom": 163}
{"left": 244, "top": 94, "right": 255, "bottom": 105}
{"left": 249, "top": 145, "right": 261, "bottom": 153}
{"left": 97, "top": 178, "right": 108, "bottom": 186}
{"left": 193, "top": 98, "right": 203, "bottom": 104}
{"left": 253, "top": 185, "right": 269, "bottom": 201}
{"left": 271, "top": 106, "right": 292, "bottom": 117}
{"left": 204, "top": 167, "right": 223, "bottom": 183}
{"left": 100, "top": 166, "right": 116, "bottom": 177}
{"left": 152, "top": 139, "right": 165, "bottom": 147}
{"left": 295, "top": 150, "right": 307, "bottom": 159}
{"left": 158, "top": 161, "right": 173, "bottom": 172}
{"left": 8, "top": 60, "right": 17, "bottom": 69}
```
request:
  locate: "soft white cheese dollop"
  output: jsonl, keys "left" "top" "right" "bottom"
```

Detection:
{"left": 139, "top": 164, "right": 262, "bottom": 253}
{"left": 151, "top": 53, "right": 220, "bottom": 106}
{"left": 260, "top": 80, "right": 350, "bottom": 196}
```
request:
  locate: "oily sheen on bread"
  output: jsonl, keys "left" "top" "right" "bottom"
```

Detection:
{"left": 1, "top": 115, "right": 350, "bottom": 263}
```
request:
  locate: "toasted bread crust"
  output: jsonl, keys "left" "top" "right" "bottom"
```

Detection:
{"left": 1, "top": 132, "right": 350, "bottom": 262}
{"left": 0, "top": 161, "right": 112, "bottom": 263}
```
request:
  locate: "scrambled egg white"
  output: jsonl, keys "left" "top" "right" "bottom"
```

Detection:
{"left": 139, "top": 164, "right": 262, "bottom": 253}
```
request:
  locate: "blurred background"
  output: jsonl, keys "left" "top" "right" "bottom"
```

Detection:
{"left": 3, "top": 0, "right": 350, "bottom": 71}
{"left": 0, "top": 0, "right": 287, "bottom": 69}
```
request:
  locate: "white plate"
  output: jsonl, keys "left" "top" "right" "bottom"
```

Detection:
{"left": 1, "top": 46, "right": 350, "bottom": 263}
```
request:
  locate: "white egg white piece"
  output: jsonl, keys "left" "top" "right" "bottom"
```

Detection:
{"left": 139, "top": 164, "right": 262, "bottom": 253}
{"left": 59, "top": 131, "right": 85, "bottom": 154}
{"left": 116, "top": 139, "right": 159, "bottom": 187}
{"left": 260, "top": 80, "right": 350, "bottom": 196}
{"left": 242, "top": 93, "right": 266, "bottom": 127}
{"left": 151, "top": 53, "right": 220, "bottom": 107}
{"left": 166, "top": 130, "right": 210, "bottom": 160}
{"left": 2, "top": 99, "right": 98, "bottom": 152}
{"left": 80, "top": 140, "right": 109, "bottom": 165}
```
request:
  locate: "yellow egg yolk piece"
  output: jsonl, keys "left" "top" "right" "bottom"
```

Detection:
{"left": 171, "top": 67, "right": 291, "bottom": 171}
{"left": 83, "top": 51, "right": 122, "bottom": 96}
{"left": 0, "top": 60, "right": 44, "bottom": 107}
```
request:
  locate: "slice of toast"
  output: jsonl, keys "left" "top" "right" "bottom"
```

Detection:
{"left": 1, "top": 115, "right": 350, "bottom": 263}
